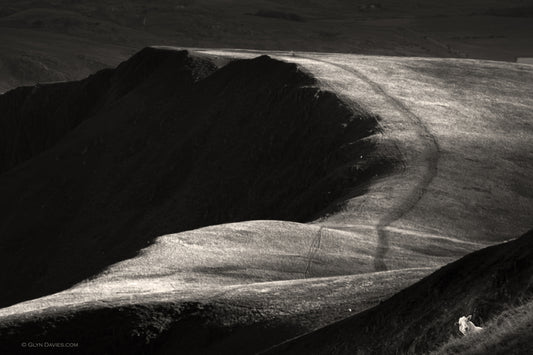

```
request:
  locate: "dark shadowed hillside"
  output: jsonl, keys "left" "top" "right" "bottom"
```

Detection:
{"left": 433, "top": 298, "right": 533, "bottom": 354}
{"left": 0, "top": 47, "right": 216, "bottom": 174}
{"left": 0, "top": 47, "right": 388, "bottom": 308}
{"left": 0, "top": 70, "right": 112, "bottom": 174}
{"left": 0, "top": 300, "right": 307, "bottom": 355}
{"left": 268, "top": 229, "right": 533, "bottom": 354}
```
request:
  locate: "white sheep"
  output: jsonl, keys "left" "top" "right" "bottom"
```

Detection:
{"left": 457, "top": 315, "right": 483, "bottom": 335}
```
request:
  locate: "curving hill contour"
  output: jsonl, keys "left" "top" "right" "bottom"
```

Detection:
{"left": 0, "top": 47, "right": 532, "bottom": 353}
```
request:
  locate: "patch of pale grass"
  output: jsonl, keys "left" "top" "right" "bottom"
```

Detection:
{"left": 432, "top": 298, "right": 533, "bottom": 354}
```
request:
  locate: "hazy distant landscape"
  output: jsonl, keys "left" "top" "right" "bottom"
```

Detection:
{"left": 0, "top": 1, "right": 532, "bottom": 354}
{"left": 1, "top": 0, "right": 533, "bottom": 92}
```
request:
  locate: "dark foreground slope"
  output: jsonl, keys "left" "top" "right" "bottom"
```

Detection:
{"left": 0, "top": 48, "right": 387, "bottom": 308}
{"left": 0, "top": 301, "right": 301, "bottom": 355}
{"left": 434, "top": 298, "right": 533, "bottom": 354}
{"left": 269, "top": 229, "right": 533, "bottom": 354}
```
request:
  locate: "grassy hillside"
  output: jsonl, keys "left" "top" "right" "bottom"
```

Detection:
{"left": 433, "top": 299, "right": 533, "bottom": 355}
{"left": 0, "top": 48, "right": 388, "bottom": 308}
{"left": 0, "top": 45, "right": 532, "bottom": 352}
{"left": 0, "top": 241, "right": 431, "bottom": 354}
{"left": 268, "top": 229, "right": 533, "bottom": 354}
{"left": 196, "top": 48, "right": 533, "bottom": 249}
{"left": 1, "top": 226, "right": 530, "bottom": 354}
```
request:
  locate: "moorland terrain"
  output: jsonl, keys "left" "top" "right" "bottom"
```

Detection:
{"left": 0, "top": 1, "right": 532, "bottom": 354}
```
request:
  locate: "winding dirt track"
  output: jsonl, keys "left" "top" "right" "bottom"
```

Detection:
{"left": 296, "top": 55, "right": 441, "bottom": 271}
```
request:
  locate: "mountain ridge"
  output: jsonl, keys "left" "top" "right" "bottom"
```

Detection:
{"left": 0, "top": 47, "right": 386, "bottom": 308}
